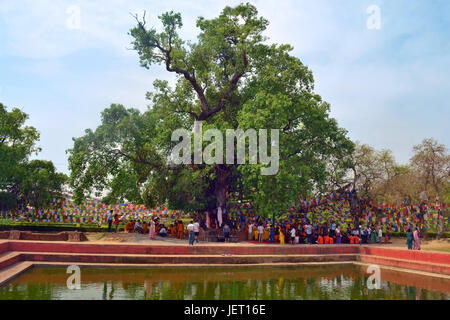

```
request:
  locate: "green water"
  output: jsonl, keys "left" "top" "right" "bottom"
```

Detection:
{"left": 0, "top": 265, "right": 449, "bottom": 300}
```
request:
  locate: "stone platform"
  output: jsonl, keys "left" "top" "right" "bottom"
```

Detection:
{"left": 0, "top": 240, "right": 449, "bottom": 287}
{"left": 0, "top": 230, "right": 87, "bottom": 242}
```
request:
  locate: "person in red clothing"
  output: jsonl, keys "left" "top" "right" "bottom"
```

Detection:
{"left": 113, "top": 214, "right": 120, "bottom": 233}
{"left": 177, "top": 220, "right": 184, "bottom": 239}
{"left": 318, "top": 235, "right": 324, "bottom": 244}
{"left": 125, "top": 220, "right": 134, "bottom": 233}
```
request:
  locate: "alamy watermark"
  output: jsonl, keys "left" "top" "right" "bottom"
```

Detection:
{"left": 170, "top": 121, "right": 279, "bottom": 175}
{"left": 366, "top": 5, "right": 381, "bottom": 30}
{"left": 366, "top": 265, "right": 381, "bottom": 289}
{"left": 66, "top": 5, "right": 81, "bottom": 30}
{"left": 66, "top": 265, "right": 81, "bottom": 290}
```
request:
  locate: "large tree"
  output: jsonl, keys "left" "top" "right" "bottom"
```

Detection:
{"left": 68, "top": 4, "right": 353, "bottom": 216}
{"left": 0, "top": 103, "right": 66, "bottom": 211}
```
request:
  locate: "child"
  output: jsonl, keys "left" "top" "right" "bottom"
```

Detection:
{"left": 378, "top": 227, "right": 383, "bottom": 244}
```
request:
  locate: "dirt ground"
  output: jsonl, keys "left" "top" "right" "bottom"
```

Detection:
{"left": 386, "top": 237, "right": 450, "bottom": 252}
{"left": 85, "top": 232, "right": 254, "bottom": 246}
{"left": 85, "top": 232, "right": 450, "bottom": 251}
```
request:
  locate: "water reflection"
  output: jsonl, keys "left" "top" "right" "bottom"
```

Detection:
{"left": 0, "top": 265, "right": 449, "bottom": 300}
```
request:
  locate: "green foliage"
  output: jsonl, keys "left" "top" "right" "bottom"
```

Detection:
{"left": 0, "top": 221, "right": 122, "bottom": 233}
{"left": 19, "top": 160, "right": 67, "bottom": 209}
{"left": 0, "top": 103, "right": 66, "bottom": 210}
{"left": 68, "top": 4, "right": 354, "bottom": 215}
{"left": 0, "top": 103, "right": 40, "bottom": 188}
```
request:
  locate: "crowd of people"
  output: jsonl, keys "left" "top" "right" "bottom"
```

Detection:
{"left": 4, "top": 187, "right": 447, "bottom": 250}
{"left": 117, "top": 213, "right": 201, "bottom": 245}
{"left": 117, "top": 214, "right": 423, "bottom": 250}
{"left": 182, "top": 189, "right": 447, "bottom": 249}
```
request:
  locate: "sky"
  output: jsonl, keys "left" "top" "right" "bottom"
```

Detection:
{"left": 1, "top": 0, "right": 449, "bottom": 174}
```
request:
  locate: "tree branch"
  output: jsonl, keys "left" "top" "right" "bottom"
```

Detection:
{"left": 201, "top": 50, "right": 248, "bottom": 120}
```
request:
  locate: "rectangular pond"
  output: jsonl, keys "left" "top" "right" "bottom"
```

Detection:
{"left": 0, "top": 264, "right": 449, "bottom": 300}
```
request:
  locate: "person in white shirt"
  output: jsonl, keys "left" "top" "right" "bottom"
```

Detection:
{"left": 378, "top": 227, "right": 383, "bottom": 244}
{"left": 248, "top": 223, "right": 254, "bottom": 241}
{"left": 107, "top": 210, "right": 114, "bottom": 232}
{"left": 331, "top": 222, "right": 336, "bottom": 237}
{"left": 187, "top": 221, "right": 195, "bottom": 245}
{"left": 335, "top": 227, "right": 341, "bottom": 244}
{"left": 134, "top": 220, "right": 144, "bottom": 234}
{"left": 290, "top": 227, "right": 296, "bottom": 244}
{"left": 306, "top": 224, "right": 312, "bottom": 244}
{"left": 257, "top": 224, "right": 264, "bottom": 242}
{"left": 193, "top": 220, "right": 200, "bottom": 243}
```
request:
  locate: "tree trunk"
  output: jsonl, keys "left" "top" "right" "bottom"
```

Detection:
{"left": 214, "top": 165, "right": 231, "bottom": 208}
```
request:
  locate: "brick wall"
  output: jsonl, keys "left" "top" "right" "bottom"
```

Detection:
{"left": 0, "top": 231, "right": 87, "bottom": 242}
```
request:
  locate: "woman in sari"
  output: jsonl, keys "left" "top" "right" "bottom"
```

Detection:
{"left": 269, "top": 227, "right": 275, "bottom": 243}
{"left": 274, "top": 227, "right": 279, "bottom": 243}
{"left": 263, "top": 226, "right": 270, "bottom": 241}
{"left": 385, "top": 227, "right": 390, "bottom": 244}
{"left": 252, "top": 227, "right": 258, "bottom": 241}
{"left": 206, "top": 212, "right": 210, "bottom": 229}
{"left": 413, "top": 227, "right": 421, "bottom": 250}
{"left": 149, "top": 219, "right": 156, "bottom": 240}
{"left": 279, "top": 227, "right": 285, "bottom": 245}
{"left": 406, "top": 228, "right": 413, "bottom": 250}
{"left": 371, "top": 227, "right": 378, "bottom": 243}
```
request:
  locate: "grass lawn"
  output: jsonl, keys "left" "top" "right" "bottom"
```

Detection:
{"left": 423, "top": 247, "right": 450, "bottom": 253}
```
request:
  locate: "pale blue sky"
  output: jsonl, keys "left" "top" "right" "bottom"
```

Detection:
{"left": 1, "top": 0, "right": 449, "bottom": 174}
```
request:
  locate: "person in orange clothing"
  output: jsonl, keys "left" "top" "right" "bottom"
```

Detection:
{"left": 279, "top": 228, "right": 285, "bottom": 245}
{"left": 125, "top": 220, "right": 134, "bottom": 233}
{"left": 171, "top": 223, "right": 177, "bottom": 238}
{"left": 329, "top": 236, "right": 334, "bottom": 244}
{"left": 318, "top": 235, "right": 324, "bottom": 244}
{"left": 350, "top": 236, "right": 355, "bottom": 244}
{"left": 324, "top": 235, "right": 330, "bottom": 244}
{"left": 142, "top": 221, "right": 149, "bottom": 234}
{"left": 177, "top": 220, "right": 184, "bottom": 240}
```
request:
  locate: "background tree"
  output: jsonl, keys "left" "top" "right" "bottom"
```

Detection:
{"left": 0, "top": 102, "right": 66, "bottom": 212}
{"left": 19, "top": 160, "right": 67, "bottom": 211}
{"left": 410, "top": 138, "right": 450, "bottom": 201}
{"left": 350, "top": 143, "right": 392, "bottom": 197}
{"left": 380, "top": 165, "right": 421, "bottom": 203}
{"left": 350, "top": 139, "right": 449, "bottom": 204}
{"left": 68, "top": 4, "right": 354, "bottom": 216}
